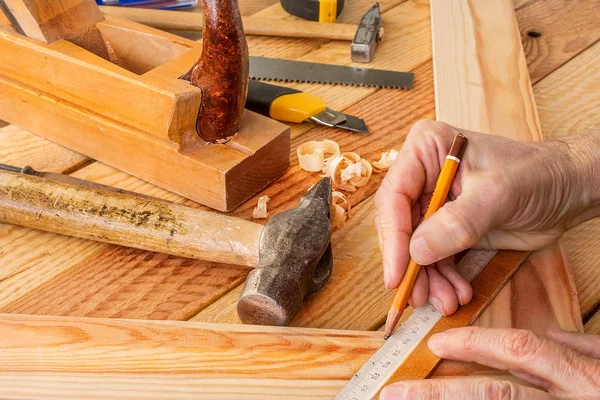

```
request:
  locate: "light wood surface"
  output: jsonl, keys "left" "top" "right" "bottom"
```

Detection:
{"left": 534, "top": 42, "right": 600, "bottom": 318}
{"left": 100, "top": 6, "right": 359, "bottom": 41}
{"left": 430, "top": 0, "right": 583, "bottom": 380}
{"left": 517, "top": 0, "right": 600, "bottom": 84}
{"left": 0, "top": 0, "right": 598, "bottom": 395}
{"left": 0, "top": 0, "right": 108, "bottom": 57}
{"left": 0, "top": 313, "right": 382, "bottom": 399}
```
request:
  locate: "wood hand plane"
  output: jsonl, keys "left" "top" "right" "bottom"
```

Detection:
{"left": 0, "top": 0, "right": 290, "bottom": 211}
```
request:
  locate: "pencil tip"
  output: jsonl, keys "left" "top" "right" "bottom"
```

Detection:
{"left": 384, "top": 308, "right": 402, "bottom": 339}
{"left": 383, "top": 335, "right": 389, "bottom": 340}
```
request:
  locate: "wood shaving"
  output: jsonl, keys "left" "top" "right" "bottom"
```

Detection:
{"left": 331, "top": 191, "right": 351, "bottom": 229}
{"left": 297, "top": 140, "right": 341, "bottom": 172}
{"left": 252, "top": 195, "right": 270, "bottom": 219}
{"left": 372, "top": 149, "right": 399, "bottom": 172}
{"left": 324, "top": 152, "right": 373, "bottom": 192}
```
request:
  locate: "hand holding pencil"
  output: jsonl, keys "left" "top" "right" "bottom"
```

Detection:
{"left": 382, "top": 130, "right": 467, "bottom": 338}
{"left": 375, "top": 121, "right": 600, "bottom": 338}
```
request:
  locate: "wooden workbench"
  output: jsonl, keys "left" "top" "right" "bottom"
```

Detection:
{"left": 0, "top": 0, "right": 599, "bottom": 384}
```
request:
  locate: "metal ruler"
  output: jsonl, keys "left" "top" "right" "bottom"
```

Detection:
{"left": 334, "top": 249, "right": 498, "bottom": 400}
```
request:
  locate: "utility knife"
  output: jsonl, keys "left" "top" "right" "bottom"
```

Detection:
{"left": 246, "top": 80, "right": 368, "bottom": 134}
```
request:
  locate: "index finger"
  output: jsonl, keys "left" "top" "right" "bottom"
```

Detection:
{"left": 375, "top": 120, "right": 454, "bottom": 289}
{"left": 374, "top": 145, "right": 425, "bottom": 289}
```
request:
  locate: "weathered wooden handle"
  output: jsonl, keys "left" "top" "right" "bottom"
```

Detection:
{"left": 99, "top": 6, "right": 358, "bottom": 41}
{"left": 0, "top": 171, "right": 262, "bottom": 267}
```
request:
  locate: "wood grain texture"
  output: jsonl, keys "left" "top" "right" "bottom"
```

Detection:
{"left": 0, "top": 163, "right": 250, "bottom": 320}
{"left": 0, "top": 125, "right": 88, "bottom": 173}
{"left": 534, "top": 42, "right": 600, "bottom": 317}
{"left": 432, "top": 0, "right": 542, "bottom": 142}
{"left": 0, "top": 313, "right": 382, "bottom": 398}
{"left": 100, "top": 6, "right": 359, "bottom": 41}
{"left": 1, "top": 0, "right": 108, "bottom": 57}
{"left": 429, "top": 0, "right": 583, "bottom": 380}
{"left": 517, "top": 0, "right": 600, "bottom": 84}
{"left": 585, "top": 311, "right": 600, "bottom": 334}
{"left": 0, "top": 0, "right": 433, "bottom": 321}
{"left": 535, "top": 41, "right": 600, "bottom": 140}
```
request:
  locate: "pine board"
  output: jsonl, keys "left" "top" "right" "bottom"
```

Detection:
{"left": 429, "top": 0, "right": 584, "bottom": 379}
{"left": 0, "top": 0, "right": 597, "bottom": 393}
{"left": 0, "top": 313, "right": 381, "bottom": 399}
{"left": 534, "top": 42, "right": 600, "bottom": 317}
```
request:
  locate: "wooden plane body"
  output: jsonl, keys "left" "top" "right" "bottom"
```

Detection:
{"left": 0, "top": 1, "right": 290, "bottom": 211}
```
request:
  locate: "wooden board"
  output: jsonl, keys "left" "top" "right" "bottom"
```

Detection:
{"left": 0, "top": 0, "right": 598, "bottom": 396}
{"left": 429, "top": 0, "right": 583, "bottom": 380}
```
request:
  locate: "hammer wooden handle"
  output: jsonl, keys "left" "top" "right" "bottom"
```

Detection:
{"left": 0, "top": 171, "right": 262, "bottom": 267}
{"left": 99, "top": 6, "right": 358, "bottom": 41}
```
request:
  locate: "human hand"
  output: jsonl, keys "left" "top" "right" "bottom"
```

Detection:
{"left": 381, "top": 326, "right": 600, "bottom": 399}
{"left": 374, "top": 120, "right": 599, "bottom": 315}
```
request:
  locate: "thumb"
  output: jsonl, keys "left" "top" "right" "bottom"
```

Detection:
{"left": 409, "top": 188, "right": 494, "bottom": 265}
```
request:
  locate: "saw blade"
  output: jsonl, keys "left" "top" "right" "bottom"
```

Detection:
{"left": 249, "top": 57, "right": 414, "bottom": 89}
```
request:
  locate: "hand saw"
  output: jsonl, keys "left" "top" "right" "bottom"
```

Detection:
{"left": 249, "top": 56, "right": 414, "bottom": 89}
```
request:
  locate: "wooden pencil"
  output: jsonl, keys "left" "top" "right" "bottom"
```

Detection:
{"left": 383, "top": 133, "right": 468, "bottom": 339}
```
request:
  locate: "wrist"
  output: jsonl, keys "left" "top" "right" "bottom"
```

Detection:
{"left": 552, "top": 128, "right": 600, "bottom": 228}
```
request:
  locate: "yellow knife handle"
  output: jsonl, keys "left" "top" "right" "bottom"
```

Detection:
{"left": 246, "top": 80, "right": 326, "bottom": 123}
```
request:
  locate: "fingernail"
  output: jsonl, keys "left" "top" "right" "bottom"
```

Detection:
{"left": 431, "top": 296, "right": 445, "bottom": 315}
{"left": 410, "top": 236, "right": 435, "bottom": 264}
{"left": 384, "top": 262, "right": 391, "bottom": 289}
{"left": 380, "top": 384, "right": 407, "bottom": 399}
{"left": 427, "top": 332, "right": 449, "bottom": 353}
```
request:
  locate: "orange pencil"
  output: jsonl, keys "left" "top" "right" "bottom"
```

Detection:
{"left": 383, "top": 133, "right": 468, "bottom": 339}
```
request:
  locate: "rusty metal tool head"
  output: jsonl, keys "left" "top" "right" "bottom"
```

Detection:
{"left": 180, "top": 0, "right": 249, "bottom": 143}
{"left": 351, "top": 2, "right": 383, "bottom": 63}
{"left": 237, "top": 177, "right": 333, "bottom": 326}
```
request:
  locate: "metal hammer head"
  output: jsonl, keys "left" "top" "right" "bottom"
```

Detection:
{"left": 351, "top": 2, "right": 384, "bottom": 63}
{"left": 237, "top": 178, "right": 333, "bottom": 326}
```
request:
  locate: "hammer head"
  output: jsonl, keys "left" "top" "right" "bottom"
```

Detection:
{"left": 351, "top": 2, "right": 383, "bottom": 63}
{"left": 237, "top": 178, "right": 333, "bottom": 326}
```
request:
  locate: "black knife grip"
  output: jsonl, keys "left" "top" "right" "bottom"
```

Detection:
{"left": 280, "top": 0, "right": 344, "bottom": 22}
{"left": 245, "top": 80, "right": 301, "bottom": 117}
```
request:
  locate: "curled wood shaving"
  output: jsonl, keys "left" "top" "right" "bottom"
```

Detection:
{"left": 324, "top": 152, "right": 373, "bottom": 192}
{"left": 331, "top": 191, "right": 351, "bottom": 229}
{"left": 297, "top": 140, "right": 341, "bottom": 172}
{"left": 252, "top": 195, "right": 270, "bottom": 219}
{"left": 372, "top": 149, "right": 399, "bottom": 172}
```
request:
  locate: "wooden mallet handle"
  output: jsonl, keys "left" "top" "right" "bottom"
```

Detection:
{"left": 0, "top": 170, "right": 262, "bottom": 267}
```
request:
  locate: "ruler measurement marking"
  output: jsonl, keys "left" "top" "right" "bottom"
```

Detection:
{"left": 334, "top": 249, "right": 498, "bottom": 400}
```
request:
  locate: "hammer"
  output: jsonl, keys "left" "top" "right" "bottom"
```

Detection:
{"left": 0, "top": 166, "right": 333, "bottom": 326}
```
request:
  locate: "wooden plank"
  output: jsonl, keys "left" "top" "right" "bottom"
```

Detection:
{"left": 0, "top": 313, "right": 382, "bottom": 399}
{"left": 428, "top": 0, "right": 582, "bottom": 379}
{"left": 432, "top": 1, "right": 541, "bottom": 142}
{"left": 518, "top": 0, "right": 600, "bottom": 84}
{"left": 535, "top": 41, "right": 600, "bottom": 139}
{"left": 0, "top": 124, "right": 88, "bottom": 172}
{"left": 534, "top": 43, "right": 600, "bottom": 316}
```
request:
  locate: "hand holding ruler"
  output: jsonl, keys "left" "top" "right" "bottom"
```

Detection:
{"left": 334, "top": 249, "right": 530, "bottom": 399}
